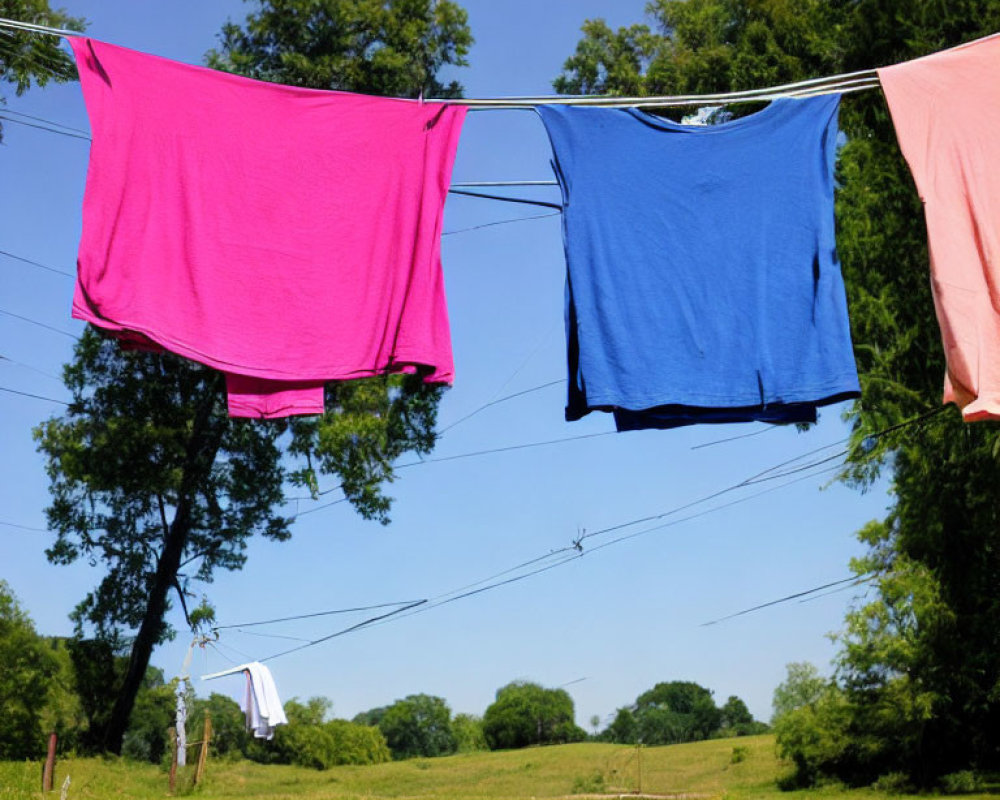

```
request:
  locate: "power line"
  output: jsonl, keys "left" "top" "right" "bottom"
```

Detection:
{"left": 0, "top": 385, "right": 69, "bottom": 405}
{"left": 0, "top": 108, "right": 88, "bottom": 137}
{"left": 0, "top": 248, "right": 75, "bottom": 278}
{"left": 0, "top": 518, "right": 48, "bottom": 532}
{"left": 443, "top": 210, "right": 560, "bottom": 236}
{"left": 0, "top": 306, "right": 78, "bottom": 339}
{"left": 260, "top": 598, "right": 427, "bottom": 663}
{"left": 699, "top": 573, "right": 875, "bottom": 627}
{"left": 0, "top": 112, "right": 90, "bottom": 140}
{"left": 215, "top": 599, "right": 428, "bottom": 629}
{"left": 253, "top": 406, "right": 948, "bottom": 658}
{"left": 439, "top": 378, "right": 563, "bottom": 434}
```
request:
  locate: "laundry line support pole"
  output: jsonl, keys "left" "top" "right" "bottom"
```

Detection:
{"left": 167, "top": 726, "right": 178, "bottom": 794}
{"left": 41, "top": 732, "right": 56, "bottom": 791}
{"left": 193, "top": 713, "right": 212, "bottom": 787}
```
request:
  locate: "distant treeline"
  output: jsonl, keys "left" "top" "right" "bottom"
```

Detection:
{"left": 0, "top": 580, "right": 765, "bottom": 768}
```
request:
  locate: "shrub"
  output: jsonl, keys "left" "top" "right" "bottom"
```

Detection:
{"left": 872, "top": 771, "right": 913, "bottom": 793}
{"left": 939, "top": 771, "right": 982, "bottom": 794}
{"left": 730, "top": 746, "right": 748, "bottom": 764}
{"left": 571, "top": 770, "right": 605, "bottom": 793}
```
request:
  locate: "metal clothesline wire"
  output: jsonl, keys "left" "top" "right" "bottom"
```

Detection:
{"left": 0, "top": 14, "right": 882, "bottom": 108}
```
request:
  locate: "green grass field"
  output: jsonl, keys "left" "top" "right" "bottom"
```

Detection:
{"left": 1, "top": 735, "right": 996, "bottom": 800}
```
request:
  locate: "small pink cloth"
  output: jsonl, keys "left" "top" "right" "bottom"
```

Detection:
{"left": 70, "top": 38, "right": 466, "bottom": 418}
{"left": 879, "top": 34, "right": 1000, "bottom": 421}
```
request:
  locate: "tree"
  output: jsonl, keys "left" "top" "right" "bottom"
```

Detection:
{"left": 0, "top": 580, "right": 62, "bottom": 758}
{"left": 771, "top": 662, "right": 827, "bottom": 724}
{"left": 719, "top": 695, "right": 763, "bottom": 736}
{"left": 452, "top": 713, "right": 488, "bottom": 752}
{"left": 482, "top": 681, "right": 585, "bottom": 750}
{"left": 34, "top": 0, "right": 471, "bottom": 755}
{"left": 266, "top": 697, "right": 391, "bottom": 769}
{"left": 376, "top": 694, "right": 456, "bottom": 760}
{"left": 0, "top": 0, "right": 84, "bottom": 143}
{"left": 634, "top": 680, "right": 722, "bottom": 743}
{"left": 556, "top": 0, "right": 1000, "bottom": 786}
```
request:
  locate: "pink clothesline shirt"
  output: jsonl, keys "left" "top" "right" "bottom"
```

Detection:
{"left": 879, "top": 33, "right": 1000, "bottom": 421}
{"left": 70, "top": 37, "right": 466, "bottom": 418}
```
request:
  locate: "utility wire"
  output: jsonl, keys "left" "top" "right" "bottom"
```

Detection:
{"left": 0, "top": 108, "right": 88, "bottom": 137}
{"left": 0, "top": 113, "right": 90, "bottom": 140}
{"left": 0, "top": 306, "right": 78, "bottom": 339}
{"left": 0, "top": 248, "right": 75, "bottom": 278}
{"left": 258, "top": 406, "right": 947, "bottom": 656}
{"left": 0, "top": 518, "right": 48, "bottom": 532}
{"left": 216, "top": 600, "right": 428, "bottom": 630}
{"left": 0, "top": 385, "right": 69, "bottom": 404}
{"left": 699, "top": 573, "right": 874, "bottom": 627}
{"left": 443, "top": 210, "right": 560, "bottom": 236}
{"left": 260, "top": 599, "right": 428, "bottom": 663}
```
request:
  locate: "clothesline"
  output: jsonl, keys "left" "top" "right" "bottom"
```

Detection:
{"left": 0, "top": 14, "right": 881, "bottom": 108}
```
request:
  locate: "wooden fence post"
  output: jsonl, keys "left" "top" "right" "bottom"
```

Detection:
{"left": 167, "top": 726, "right": 178, "bottom": 794}
{"left": 41, "top": 732, "right": 56, "bottom": 791}
{"left": 193, "top": 712, "right": 212, "bottom": 786}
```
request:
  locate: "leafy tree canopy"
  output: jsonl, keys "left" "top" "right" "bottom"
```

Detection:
{"left": 482, "top": 681, "right": 585, "bottom": 750}
{"left": 373, "top": 693, "right": 456, "bottom": 759}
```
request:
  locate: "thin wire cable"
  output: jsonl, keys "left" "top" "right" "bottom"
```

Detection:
{"left": 229, "top": 629, "right": 312, "bottom": 643}
{"left": 797, "top": 573, "right": 878, "bottom": 605}
{"left": 0, "top": 108, "right": 89, "bottom": 137}
{"left": 0, "top": 518, "right": 48, "bottom": 532}
{"left": 443, "top": 210, "right": 560, "bottom": 236}
{"left": 216, "top": 408, "right": 944, "bottom": 659}
{"left": 439, "top": 378, "right": 564, "bottom": 434}
{"left": 690, "top": 425, "right": 779, "bottom": 450}
{"left": 205, "top": 640, "right": 239, "bottom": 666}
{"left": 260, "top": 599, "right": 428, "bottom": 663}
{"left": 0, "top": 16, "right": 81, "bottom": 37}
{"left": 0, "top": 15, "right": 886, "bottom": 107}
{"left": 0, "top": 385, "right": 69, "bottom": 404}
{"left": 216, "top": 600, "right": 428, "bottom": 629}
{"left": 0, "top": 353, "right": 64, "bottom": 382}
{"left": 0, "top": 248, "right": 75, "bottom": 278}
{"left": 447, "top": 188, "right": 562, "bottom": 210}
{"left": 700, "top": 573, "right": 874, "bottom": 627}
{"left": 0, "top": 113, "right": 90, "bottom": 140}
{"left": 0, "top": 307, "right": 78, "bottom": 339}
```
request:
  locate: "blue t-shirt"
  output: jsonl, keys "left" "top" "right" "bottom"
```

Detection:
{"left": 537, "top": 96, "right": 860, "bottom": 430}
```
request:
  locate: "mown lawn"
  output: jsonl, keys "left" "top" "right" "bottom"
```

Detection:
{"left": 1, "top": 735, "right": 997, "bottom": 800}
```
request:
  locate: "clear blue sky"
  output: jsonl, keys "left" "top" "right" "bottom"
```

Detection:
{"left": 0, "top": 0, "right": 891, "bottom": 728}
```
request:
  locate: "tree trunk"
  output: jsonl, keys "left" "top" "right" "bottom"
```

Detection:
{"left": 102, "top": 391, "right": 224, "bottom": 753}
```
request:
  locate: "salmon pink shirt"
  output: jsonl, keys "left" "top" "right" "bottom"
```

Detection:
{"left": 879, "top": 34, "right": 1000, "bottom": 421}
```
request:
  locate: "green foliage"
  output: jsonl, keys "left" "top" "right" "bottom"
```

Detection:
{"left": 121, "top": 668, "right": 175, "bottom": 764}
{"left": 482, "top": 681, "right": 585, "bottom": 750}
{"left": 571, "top": 769, "right": 605, "bottom": 793}
{"left": 0, "top": 1, "right": 84, "bottom": 112}
{"left": 451, "top": 713, "right": 488, "bottom": 753}
{"left": 34, "top": 0, "right": 470, "bottom": 755}
{"left": 266, "top": 698, "right": 390, "bottom": 770}
{"left": 773, "top": 684, "right": 850, "bottom": 788}
{"left": 188, "top": 693, "right": 249, "bottom": 760}
{"left": 205, "top": 0, "right": 472, "bottom": 98}
{"left": 730, "top": 745, "right": 748, "bottom": 764}
{"left": 372, "top": 694, "right": 456, "bottom": 760}
{"left": 771, "top": 662, "right": 827, "bottom": 724}
{"left": 634, "top": 681, "right": 723, "bottom": 744}
{"left": 602, "top": 707, "right": 637, "bottom": 744}
{"left": 939, "top": 770, "right": 983, "bottom": 795}
{"left": 0, "top": 580, "right": 61, "bottom": 758}
{"left": 602, "top": 681, "right": 751, "bottom": 746}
